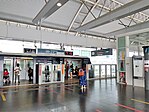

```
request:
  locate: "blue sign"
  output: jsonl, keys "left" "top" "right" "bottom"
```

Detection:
{"left": 37, "top": 49, "right": 64, "bottom": 55}
{"left": 144, "top": 47, "right": 149, "bottom": 53}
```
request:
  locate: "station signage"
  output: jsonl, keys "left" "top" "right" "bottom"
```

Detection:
{"left": 37, "top": 49, "right": 64, "bottom": 55}
{"left": 91, "top": 48, "right": 112, "bottom": 56}
{"left": 24, "top": 48, "right": 36, "bottom": 54}
{"left": 36, "top": 57, "right": 64, "bottom": 64}
{"left": 65, "top": 51, "right": 73, "bottom": 55}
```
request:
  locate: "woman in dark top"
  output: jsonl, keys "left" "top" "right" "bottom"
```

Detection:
{"left": 28, "top": 67, "right": 33, "bottom": 81}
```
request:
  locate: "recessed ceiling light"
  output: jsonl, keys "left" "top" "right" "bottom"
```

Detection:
{"left": 57, "top": 2, "right": 62, "bottom": 7}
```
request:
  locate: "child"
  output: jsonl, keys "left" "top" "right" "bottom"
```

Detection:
{"left": 79, "top": 68, "right": 87, "bottom": 89}
{"left": 3, "top": 68, "right": 10, "bottom": 84}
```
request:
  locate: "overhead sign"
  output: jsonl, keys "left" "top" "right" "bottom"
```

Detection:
{"left": 37, "top": 49, "right": 64, "bottom": 55}
{"left": 36, "top": 57, "right": 64, "bottom": 64}
{"left": 65, "top": 51, "right": 73, "bottom": 55}
{"left": 91, "top": 48, "right": 112, "bottom": 56}
{"left": 143, "top": 46, "right": 149, "bottom": 54}
{"left": 24, "top": 48, "right": 36, "bottom": 54}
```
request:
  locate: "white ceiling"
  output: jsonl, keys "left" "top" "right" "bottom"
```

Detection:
{"left": 46, "top": 1, "right": 81, "bottom": 27}
{"left": 0, "top": 0, "right": 45, "bottom": 18}
{"left": 0, "top": 0, "right": 149, "bottom": 41}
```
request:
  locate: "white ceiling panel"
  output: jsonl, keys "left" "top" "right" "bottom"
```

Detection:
{"left": 45, "top": 1, "right": 80, "bottom": 27}
{"left": 89, "top": 20, "right": 124, "bottom": 34}
{"left": 0, "top": 0, "right": 45, "bottom": 18}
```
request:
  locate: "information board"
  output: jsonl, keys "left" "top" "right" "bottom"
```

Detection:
{"left": 37, "top": 49, "right": 64, "bottom": 55}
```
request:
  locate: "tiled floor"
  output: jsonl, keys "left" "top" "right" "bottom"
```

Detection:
{"left": 0, "top": 79, "right": 149, "bottom": 112}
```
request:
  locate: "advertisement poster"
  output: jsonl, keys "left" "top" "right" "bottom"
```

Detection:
{"left": 119, "top": 51, "right": 125, "bottom": 60}
{"left": 144, "top": 60, "right": 149, "bottom": 72}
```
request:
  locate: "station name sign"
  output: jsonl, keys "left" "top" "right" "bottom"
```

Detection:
{"left": 37, "top": 49, "right": 64, "bottom": 55}
{"left": 91, "top": 48, "right": 112, "bottom": 56}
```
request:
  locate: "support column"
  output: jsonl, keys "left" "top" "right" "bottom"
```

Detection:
{"left": 137, "top": 44, "right": 142, "bottom": 56}
{"left": 33, "top": 58, "right": 36, "bottom": 84}
{"left": 117, "top": 36, "right": 129, "bottom": 84}
{"left": 0, "top": 56, "right": 4, "bottom": 87}
{"left": 143, "top": 46, "right": 149, "bottom": 90}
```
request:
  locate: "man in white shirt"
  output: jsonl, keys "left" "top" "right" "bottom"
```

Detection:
{"left": 14, "top": 63, "right": 21, "bottom": 84}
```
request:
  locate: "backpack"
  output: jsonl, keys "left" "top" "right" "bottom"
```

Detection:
{"left": 78, "top": 69, "right": 84, "bottom": 76}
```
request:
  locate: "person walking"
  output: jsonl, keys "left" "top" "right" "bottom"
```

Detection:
{"left": 14, "top": 63, "right": 21, "bottom": 84}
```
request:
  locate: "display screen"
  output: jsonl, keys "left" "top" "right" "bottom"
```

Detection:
{"left": 65, "top": 51, "right": 73, "bottom": 55}
{"left": 24, "top": 48, "right": 36, "bottom": 53}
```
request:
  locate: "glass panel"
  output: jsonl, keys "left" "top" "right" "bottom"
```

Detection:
{"left": 89, "top": 65, "right": 94, "bottom": 78}
{"left": 53, "top": 64, "right": 61, "bottom": 82}
{"left": 94, "top": 65, "right": 99, "bottom": 78}
{"left": 112, "top": 65, "right": 116, "bottom": 77}
{"left": 73, "top": 49, "right": 80, "bottom": 56}
{"left": 4, "top": 60, "right": 11, "bottom": 72}
{"left": 19, "top": 59, "right": 25, "bottom": 80}
{"left": 41, "top": 64, "right": 52, "bottom": 83}
{"left": 101, "top": 65, "right": 105, "bottom": 78}
{"left": 81, "top": 50, "right": 90, "bottom": 57}
{"left": 107, "top": 65, "right": 111, "bottom": 78}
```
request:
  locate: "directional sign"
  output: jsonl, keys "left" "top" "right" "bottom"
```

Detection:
{"left": 91, "top": 48, "right": 112, "bottom": 56}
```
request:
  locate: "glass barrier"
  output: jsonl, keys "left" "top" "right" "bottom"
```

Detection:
{"left": 101, "top": 65, "right": 106, "bottom": 78}
{"left": 87, "top": 64, "right": 117, "bottom": 80}
{"left": 38, "top": 63, "right": 62, "bottom": 84}
{"left": 94, "top": 65, "right": 99, "bottom": 78}
{"left": 107, "top": 65, "right": 111, "bottom": 78}
{"left": 112, "top": 65, "right": 116, "bottom": 77}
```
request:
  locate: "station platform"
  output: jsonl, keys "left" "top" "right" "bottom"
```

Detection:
{"left": 0, "top": 79, "right": 149, "bottom": 112}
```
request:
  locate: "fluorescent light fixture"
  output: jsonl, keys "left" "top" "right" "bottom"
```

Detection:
{"left": 32, "top": 0, "right": 68, "bottom": 24}
{"left": 57, "top": 2, "right": 62, "bottom": 7}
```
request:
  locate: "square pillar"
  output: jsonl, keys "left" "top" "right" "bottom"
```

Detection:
{"left": 117, "top": 36, "right": 129, "bottom": 84}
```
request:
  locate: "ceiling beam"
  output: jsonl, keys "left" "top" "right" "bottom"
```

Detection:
{"left": 76, "top": 0, "right": 149, "bottom": 31}
{"left": 106, "top": 21, "right": 149, "bottom": 37}
{"left": 0, "top": 12, "right": 109, "bottom": 39}
{"left": 130, "top": 38, "right": 148, "bottom": 45}
{"left": 80, "top": 0, "right": 101, "bottom": 26}
{"left": 32, "top": 0, "right": 68, "bottom": 24}
{"left": 67, "top": 3, "right": 84, "bottom": 32}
